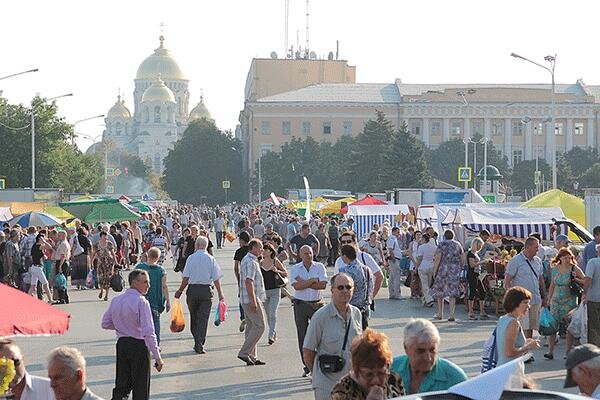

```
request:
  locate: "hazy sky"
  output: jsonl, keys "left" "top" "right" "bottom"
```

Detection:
{"left": 2, "top": 0, "right": 599, "bottom": 151}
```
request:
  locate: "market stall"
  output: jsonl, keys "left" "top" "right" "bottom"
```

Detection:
{"left": 346, "top": 204, "right": 410, "bottom": 239}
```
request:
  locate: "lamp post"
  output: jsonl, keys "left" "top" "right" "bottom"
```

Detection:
{"left": 457, "top": 90, "right": 476, "bottom": 189}
{"left": 0, "top": 68, "right": 38, "bottom": 81}
{"left": 31, "top": 93, "right": 73, "bottom": 189}
{"left": 511, "top": 52, "right": 557, "bottom": 189}
{"left": 258, "top": 154, "right": 262, "bottom": 203}
{"left": 71, "top": 114, "right": 105, "bottom": 146}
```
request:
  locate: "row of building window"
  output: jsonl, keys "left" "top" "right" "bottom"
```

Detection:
{"left": 261, "top": 121, "right": 353, "bottom": 136}
{"left": 411, "top": 120, "right": 586, "bottom": 137}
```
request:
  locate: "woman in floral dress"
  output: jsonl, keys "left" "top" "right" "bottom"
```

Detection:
{"left": 92, "top": 231, "right": 117, "bottom": 301}
{"left": 430, "top": 230, "right": 464, "bottom": 321}
{"left": 545, "top": 247, "right": 585, "bottom": 359}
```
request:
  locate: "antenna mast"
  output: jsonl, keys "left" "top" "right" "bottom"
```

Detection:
{"left": 284, "top": 0, "right": 289, "bottom": 58}
{"left": 305, "top": 0, "right": 310, "bottom": 58}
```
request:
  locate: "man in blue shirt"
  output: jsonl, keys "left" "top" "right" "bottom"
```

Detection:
{"left": 582, "top": 226, "right": 600, "bottom": 273}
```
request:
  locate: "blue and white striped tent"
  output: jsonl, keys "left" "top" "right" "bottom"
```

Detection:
{"left": 442, "top": 206, "right": 567, "bottom": 240}
{"left": 347, "top": 204, "right": 410, "bottom": 239}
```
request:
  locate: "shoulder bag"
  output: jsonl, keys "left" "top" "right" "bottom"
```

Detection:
{"left": 318, "top": 314, "right": 352, "bottom": 373}
{"left": 569, "top": 265, "right": 584, "bottom": 297}
{"left": 524, "top": 258, "right": 545, "bottom": 300}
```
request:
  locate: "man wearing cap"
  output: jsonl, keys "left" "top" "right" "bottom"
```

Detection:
{"left": 564, "top": 344, "right": 600, "bottom": 398}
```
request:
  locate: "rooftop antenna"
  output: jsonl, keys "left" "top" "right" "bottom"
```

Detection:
{"left": 284, "top": 0, "right": 289, "bottom": 58}
{"left": 336, "top": 40, "right": 339, "bottom": 60}
{"left": 305, "top": 0, "right": 310, "bottom": 59}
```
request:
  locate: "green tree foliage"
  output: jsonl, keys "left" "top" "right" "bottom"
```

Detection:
{"left": 0, "top": 97, "right": 103, "bottom": 192}
{"left": 559, "top": 147, "right": 599, "bottom": 179}
{"left": 383, "top": 122, "right": 433, "bottom": 188}
{"left": 510, "top": 159, "right": 552, "bottom": 197}
{"left": 429, "top": 133, "right": 510, "bottom": 188}
{"left": 580, "top": 163, "right": 600, "bottom": 189}
{"left": 162, "top": 118, "right": 242, "bottom": 204}
{"left": 115, "top": 152, "right": 149, "bottom": 178}
{"left": 347, "top": 111, "right": 394, "bottom": 192}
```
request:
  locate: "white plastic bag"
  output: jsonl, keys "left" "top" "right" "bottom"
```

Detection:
{"left": 567, "top": 303, "right": 587, "bottom": 344}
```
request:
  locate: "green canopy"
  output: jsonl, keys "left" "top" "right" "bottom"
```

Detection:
{"left": 129, "top": 200, "right": 152, "bottom": 213}
{"left": 58, "top": 198, "right": 140, "bottom": 224}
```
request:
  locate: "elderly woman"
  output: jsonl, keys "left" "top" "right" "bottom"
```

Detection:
{"left": 496, "top": 286, "right": 541, "bottom": 365}
{"left": 390, "top": 318, "right": 467, "bottom": 394}
{"left": 331, "top": 329, "right": 404, "bottom": 400}
{"left": 429, "top": 230, "right": 463, "bottom": 321}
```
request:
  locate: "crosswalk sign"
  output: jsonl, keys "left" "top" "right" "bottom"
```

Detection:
{"left": 0, "top": 179, "right": 5, "bottom": 189}
{"left": 458, "top": 167, "right": 472, "bottom": 182}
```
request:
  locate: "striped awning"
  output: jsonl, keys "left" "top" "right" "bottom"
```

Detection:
{"left": 463, "top": 222, "right": 567, "bottom": 240}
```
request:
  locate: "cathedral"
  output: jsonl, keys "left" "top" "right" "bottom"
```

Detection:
{"left": 101, "top": 35, "right": 212, "bottom": 173}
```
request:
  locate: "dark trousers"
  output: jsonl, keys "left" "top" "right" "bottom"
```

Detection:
{"left": 293, "top": 299, "right": 324, "bottom": 370}
{"left": 112, "top": 337, "right": 151, "bottom": 400}
{"left": 186, "top": 284, "right": 213, "bottom": 351}
{"left": 589, "top": 301, "right": 600, "bottom": 347}
{"left": 216, "top": 231, "right": 223, "bottom": 248}
{"left": 328, "top": 241, "right": 339, "bottom": 266}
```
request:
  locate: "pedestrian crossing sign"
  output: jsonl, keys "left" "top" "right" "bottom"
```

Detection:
{"left": 0, "top": 179, "right": 5, "bottom": 189}
{"left": 458, "top": 167, "right": 472, "bottom": 182}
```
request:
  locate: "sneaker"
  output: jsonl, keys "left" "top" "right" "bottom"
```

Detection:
{"left": 239, "top": 320, "right": 246, "bottom": 332}
{"left": 524, "top": 356, "right": 535, "bottom": 364}
{"left": 302, "top": 367, "right": 311, "bottom": 377}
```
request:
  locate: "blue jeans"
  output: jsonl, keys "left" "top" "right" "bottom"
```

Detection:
{"left": 264, "top": 288, "right": 281, "bottom": 339}
{"left": 152, "top": 309, "right": 161, "bottom": 344}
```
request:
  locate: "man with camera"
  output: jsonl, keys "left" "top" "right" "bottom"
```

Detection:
{"left": 303, "top": 273, "right": 363, "bottom": 400}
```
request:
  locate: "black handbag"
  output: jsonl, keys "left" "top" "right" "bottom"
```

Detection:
{"left": 404, "top": 270, "right": 412, "bottom": 288}
{"left": 318, "top": 314, "right": 352, "bottom": 373}
{"left": 110, "top": 271, "right": 124, "bottom": 292}
{"left": 569, "top": 266, "right": 584, "bottom": 297}
{"left": 273, "top": 272, "right": 289, "bottom": 288}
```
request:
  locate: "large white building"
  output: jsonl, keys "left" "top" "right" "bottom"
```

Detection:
{"left": 102, "top": 35, "right": 212, "bottom": 173}
{"left": 239, "top": 57, "right": 600, "bottom": 179}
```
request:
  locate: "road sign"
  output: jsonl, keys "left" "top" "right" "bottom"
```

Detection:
{"left": 105, "top": 168, "right": 115, "bottom": 177}
{"left": 114, "top": 168, "right": 122, "bottom": 176}
{"left": 222, "top": 180, "right": 231, "bottom": 189}
{"left": 458, "top": 167, "right": 472, "bottom": 182}
{"left": 534, "top": 170, "right": 541, "bottom": 185}
{"left": 482, "top": 195, "right": 496, "bottom": 203}
{"left": 106, "top": 185, "right": 115, "bottom": 194}
{"left": 0, "top": 179, "right": 5, "bottom": 190}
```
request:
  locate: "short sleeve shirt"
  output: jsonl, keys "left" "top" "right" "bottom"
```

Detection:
{"left": 290, "top": 261, "right": 328, "bottom": 301}
{"left": 290, "top": 234, "right": 319, "bottom": 262}
{"left": 234, "top": 245, "right": 249, "bottom": 262}
{"left": 239, "top": 253, "right": 266, "bottom": 304}
{"left": 506, "top": 252, "right": 543, "bottom": 304}
{"left": 182, "top": 250, "right": 223, "bottom": 284}
{"left": 585, "top": 257, "right": 600, "bottom": 302}
{"left": 302, "top": 302, "right": 363, "bottom": 391}
{"left": 334, "top": 251, "right": 382, "bottom": 275}
{"left": 415, "top": 241, "right": 438, "bottom": 271}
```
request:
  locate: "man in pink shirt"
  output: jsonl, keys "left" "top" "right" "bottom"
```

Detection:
{"left": 102, "top": 270, "right": 164, "bottom": 400}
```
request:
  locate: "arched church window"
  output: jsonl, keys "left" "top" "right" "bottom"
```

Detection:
{"left": 178, "top": 100, "right": 182, "bottom": 114}
{"left": 154, "top": 153, "right": 161, "bottom": 171}
{"left": 115, "top": 122, "right": 122, "bottom": 136}
{"left": 144, "top": 107, "right": 149, "bottom": 123}
{"left": 167, "top": 107, "right": 173, "bottom": 123}
{"left": 154, "top": 106, "right": 161, "bottom": 123}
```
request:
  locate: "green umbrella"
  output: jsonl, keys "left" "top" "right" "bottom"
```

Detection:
{"left": 129, "top": 200, "right": 152, "bottom": 213}
{"left": 58, "top": 198, "right": 140, "bottom": 224}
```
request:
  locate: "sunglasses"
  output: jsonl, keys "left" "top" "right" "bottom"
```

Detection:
{"left": 336, "top": 285, "right": 353, "bottom": 291}
{"left": 340, "top": 239, "right": 353, "bottom": 244}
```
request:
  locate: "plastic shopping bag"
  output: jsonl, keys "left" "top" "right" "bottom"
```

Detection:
{"left": 539, "top": 307, "right": 559, "bottom": 336}
{"left": 568, "top": 303, "right": 588, "bottom": 343}
{"left": 170, "top": 299, "right": 185, "bottom": 333}
{"left": 225, "top": 231, "right": 236, "bottom": 243}
{"left": 85, "top": 270, "right": 94, "bottom": 289}
{"left": 214, "top": 300, "right": 228, "bottom": 326}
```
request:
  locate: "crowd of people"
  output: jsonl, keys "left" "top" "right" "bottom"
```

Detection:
{"left": 1, "top": 202, "right": 600, "bottom": 399}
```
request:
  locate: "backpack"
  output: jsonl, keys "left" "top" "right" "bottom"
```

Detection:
{"left": 481, "top": 327, "right": 498, "bottom": 373}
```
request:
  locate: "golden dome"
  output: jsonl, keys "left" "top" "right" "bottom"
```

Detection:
{"left": 141, "top": 75, "right": 176, "bottom": 103}
{"left": 189, "top": 95, "right": 212, "bottom": 121}
{"left": 136, "top": 35, "right": 185, "bottom": 80}
{"left": 107, "top": 95, "right": 131, "bottom": 119}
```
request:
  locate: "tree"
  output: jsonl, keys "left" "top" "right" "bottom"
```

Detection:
{"left": 510, "top": 159, "right": 551, "bottom": 197}
{"left": 0, "top": 96, "right": 103, "bottom": 192}
{"left": 116, "top": 152, "right": 149, "bottom": 178}
{"left": 383, "top": 122, "right": 433, "bottom": 188}
{"left": 163, "top": 118, "right": 243, "bottom": 204}
{"left": 347, "top": 111, "right": 395, "bottom": 192}
{"left": 559, "top": 147, "right": 599, "bottom": 179}
{"left": 580, "top": 163, "right": 600, "bottom": 189}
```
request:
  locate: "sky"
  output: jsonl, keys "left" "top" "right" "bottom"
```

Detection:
{"left": 2, "top": 0, "right": 600, "bottom": 152}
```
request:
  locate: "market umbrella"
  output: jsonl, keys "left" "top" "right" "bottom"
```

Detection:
{"left": 318, "top": 197, "right": 357, "bottom": 216}
{"left": 0, "top": 283, "right": 70, "bottom": 336}
{"left": 129, "top": 200, "right": 152, "bottom": 213}
{"left": 8, "top": 211, "right": 63, "bottom": 227}
{"left": 59, "top": 198, "right": 141, "bottom": 224}
{"left": 118, "top": 195, "right": 132, "bottom": 202}
{"left": 340, "top": 195, "right": 387, "bottom": 214}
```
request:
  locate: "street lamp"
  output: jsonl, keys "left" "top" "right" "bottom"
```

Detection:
{"left": 71, "top": 114, "right": 105, "bottom": 146}
{"left": 511, "top": 52, "right": 557, "bottom": 189}
{"left": 31, "top": 93, "right": 73, "bottom": 189}
{"left": 457, "top": 90, "right": 476, "bottom": 189}
{"left": 0, "top": 68, "right": 38, "bottom": 81}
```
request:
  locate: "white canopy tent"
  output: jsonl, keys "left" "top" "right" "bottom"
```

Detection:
{"left": 0, "top": 207, "right": 13, "bottom": 222}
{"left": 347, "top": 204, "right": 410, "bottom": 239}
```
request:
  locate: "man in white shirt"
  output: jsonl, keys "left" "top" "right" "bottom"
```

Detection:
{"left": 290, "top": 245, "right": 328, "bottom": 377}
{"left": 0, "top": 339, "right": 55, "bottom": 400}
{"left": 386, "top": 227, "right": 404, "bottom": 299}
{"left": 415, "top": 233, "right": 438, "bottom": 307}
{"left": 334, "top": 231, "right": 383, "bottom": 299}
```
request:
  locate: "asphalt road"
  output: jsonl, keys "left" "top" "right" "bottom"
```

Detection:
{"left": 17, "top": 236, "right": 577, "bottom": 399}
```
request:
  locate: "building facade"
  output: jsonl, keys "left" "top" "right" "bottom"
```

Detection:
{"left": 239, "top": 70, "right": 600, "bottom": 180}
{"left": 101, "top": 35, "right": 212, "bottom": 174}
